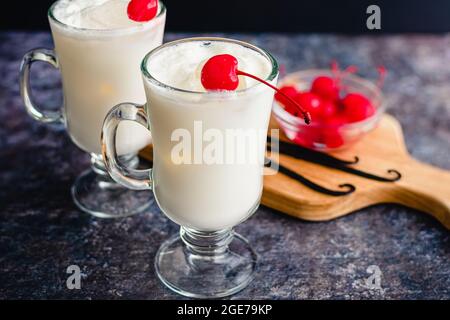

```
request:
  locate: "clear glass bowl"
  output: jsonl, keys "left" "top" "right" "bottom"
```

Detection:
{"left": 272, "top": 69, "right": 385, "bottom": 151}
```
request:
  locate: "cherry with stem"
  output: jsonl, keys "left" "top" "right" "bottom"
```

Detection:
{"left": 201, "top": 54, "right": 311, "bottom": 125}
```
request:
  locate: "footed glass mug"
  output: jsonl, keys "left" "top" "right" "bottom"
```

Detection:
{"left": 19, "top": 0, "right": 166, "bottom": 218}
{"left": 102, "top": 37, "right": 279, "bottom": 298}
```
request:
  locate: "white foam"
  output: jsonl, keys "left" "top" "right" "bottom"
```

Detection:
{"left": 52, "top": 0, "right": 154, "bottom": 29}
{"left": 146, "top": 40, "right": 273, "bottom": 92}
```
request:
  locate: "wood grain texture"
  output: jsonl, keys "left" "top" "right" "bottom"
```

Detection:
{"left": 140, "top": 115, "right": 450, "bottom": 229}
{"left": 264, "top": 114, "right": 450, "bottom": 229}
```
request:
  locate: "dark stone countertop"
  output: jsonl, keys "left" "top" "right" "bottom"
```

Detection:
{"left": 0, "top": 32, "right": 449, "bottom": 300}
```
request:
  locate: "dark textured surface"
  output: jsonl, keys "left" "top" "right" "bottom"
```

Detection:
{"left": 0, "top": 32, "right": 449, "bottom": 300}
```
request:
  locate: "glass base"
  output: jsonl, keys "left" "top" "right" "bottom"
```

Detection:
{"left": 71, "top": 153, "right": 153, "bottom": 218}
{"left": 155, "top": 228, "right": 257, "bottom": 298}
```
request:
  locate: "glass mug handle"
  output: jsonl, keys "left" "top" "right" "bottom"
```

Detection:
{"left": 19, "top": 48, "right": 64, "bottom": 124}
{"left": 101, "top": 103, "right": 153, "bottom": 190}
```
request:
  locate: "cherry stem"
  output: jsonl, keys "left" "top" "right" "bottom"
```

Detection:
{"left": 237, "top": 70, "right": 311, "bottom": 124}
{"left": 344, "top": 65, "right": 358, "bottom": 74}
{"left": 331, "top": 60, "right": 339, "bottom": 74}
{"left": 279, "top": 64, "right": 287, "bottom": 78}
{"left": 377, "top": 66, "right": 386, "bottom": 88}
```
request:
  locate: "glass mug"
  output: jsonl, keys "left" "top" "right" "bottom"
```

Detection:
{"left": 19, "top": 0, "right": 167, "bottom": 218}
{"left": 102, "top": 38, "right": 279, "bottom": 298}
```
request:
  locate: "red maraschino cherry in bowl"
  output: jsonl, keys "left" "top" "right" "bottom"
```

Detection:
{"left": 273, "top": 67, "right": 386, "bottom": 151}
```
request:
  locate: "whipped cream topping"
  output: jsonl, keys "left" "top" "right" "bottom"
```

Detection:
{"left": 52, "top": 0, "right": 159, "bottom": 29}
{"left": 146, "top": 40, "right": 273, "bottom": 92}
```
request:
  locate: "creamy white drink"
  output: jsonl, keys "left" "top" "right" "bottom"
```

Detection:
{"left": 101, "top": 37, "right": 278, "bottom": 297}
{"left": 143, "top": 39, "right": 277, "bottom": 231}
{"left": 50, "top": 0, "right": 166, "bottom": 154}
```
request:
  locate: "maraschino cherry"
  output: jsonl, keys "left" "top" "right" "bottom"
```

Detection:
{"left": 201, "top": 54, "right": 311, "bottom": 125}
{"left": 127, "top": 0, "right": 158, "bottom": 22}
{"left": 295, "top": 92, "right": 338, "bottom": 120}
{"left": 311, "top": 76, "right": 339, "bottom": 101}
{"left": 201, "top": 54, "right": 240, "bottom": 91}
{"left": 342, "top": 93, "right": 375, "bottom": 122}
{"left": 274, "top": 86, "right": 297, "bottom": 111}
{"left": 321, "top": 116, "right": 347, "bottom": 148}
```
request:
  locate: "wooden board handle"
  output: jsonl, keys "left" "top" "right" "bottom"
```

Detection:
{"left": 395, "top": 159, "right": 450, "bottom": 229}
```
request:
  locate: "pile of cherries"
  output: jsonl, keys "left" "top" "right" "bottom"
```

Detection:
{"left": 275, "top": 65, "right": 384, "bottom": 148}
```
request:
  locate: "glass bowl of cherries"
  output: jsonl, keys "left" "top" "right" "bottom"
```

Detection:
{"left": 272, "top": 66, "right": 386, "bottom": 151}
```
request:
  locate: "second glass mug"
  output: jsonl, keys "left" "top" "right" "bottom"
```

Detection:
{"left": 19, "top": 0, "right": 167, "bottom": 218}
{"left": 101, "top": 37, "right": 279, "bottom": 298}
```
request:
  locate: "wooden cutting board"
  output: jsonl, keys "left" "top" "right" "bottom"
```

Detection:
{"left": 263, "top": 114, "right": 450, "bottom": 229}
{"left": 140, "top": 114, "right": 450, "bottom": 229}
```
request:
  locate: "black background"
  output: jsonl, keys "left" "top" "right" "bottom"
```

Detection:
{"left": 1, "top": 0, "right": 450, "bottom": 33}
